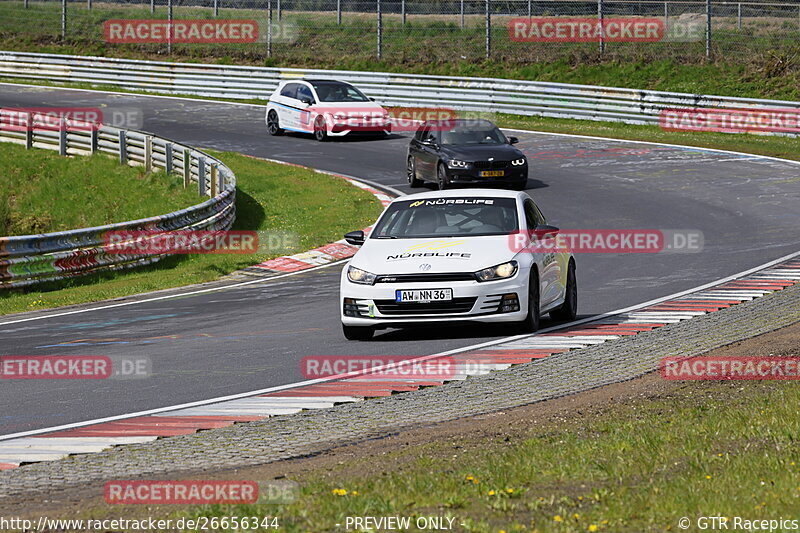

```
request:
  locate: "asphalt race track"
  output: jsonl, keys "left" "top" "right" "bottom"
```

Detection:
{"left": 1, "top": 84, "right": 799, "bottom": 436}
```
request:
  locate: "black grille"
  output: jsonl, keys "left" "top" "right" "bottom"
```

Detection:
{"left": 473, "top": 160, "right": 509, "bottom": 170}
{"left": 374, "top": 297, "right": 477, "bottom": 316}
{"left": 375, "top": 273, "right": 476, "bottom": 283}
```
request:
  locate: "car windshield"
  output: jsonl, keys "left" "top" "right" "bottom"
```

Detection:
{"left": 439, "top": 123, "right": 507, "bottom": 146}
{"left": 372, "top": 198, "right": 519, "bottom": 239}
{"left": 310, "top": 81, "right": 370, "bottom": 102}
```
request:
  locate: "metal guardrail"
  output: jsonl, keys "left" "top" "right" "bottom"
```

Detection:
{"left": 0, "top": 107, "right": 236, "bottom": 289}
{"left": 0, "top": 51, "right": 799, "bottom": 129}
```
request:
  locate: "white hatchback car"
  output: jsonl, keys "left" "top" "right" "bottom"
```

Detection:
{"left": 265, "top": 79, "right": 391, "bottom": 141}
{"left": 339, "top": 189, "right": 577, "bottom": 340}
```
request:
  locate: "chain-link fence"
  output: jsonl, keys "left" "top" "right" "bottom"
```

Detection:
{"left": 0, "top": 0, "right": 798, "bottom": 64}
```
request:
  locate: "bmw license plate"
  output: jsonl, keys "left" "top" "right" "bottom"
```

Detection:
{"left": 480, "top": 170, "right": 505, "bottom": 177}
{"left": 396, "top": 289, "right": 453, "bottom": 303}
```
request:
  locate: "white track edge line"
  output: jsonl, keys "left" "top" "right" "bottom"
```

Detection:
{"left": 1, "top": 85, "right": 798, "bottom": 441}
{"left": 3, "top": 248, "right": 797, "bottom": 443}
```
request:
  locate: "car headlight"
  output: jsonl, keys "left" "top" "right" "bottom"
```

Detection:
{"left": 448, "top": 159, "right": 471, "bottom": 169}
{"left": 347, "top": 266, "right": 377, "bottom": 285}
{"left": 475, "top": 261, "right": 518, "bottom": 282}
{"left": 511, "top": 158, "right": 526, "bottom": 166}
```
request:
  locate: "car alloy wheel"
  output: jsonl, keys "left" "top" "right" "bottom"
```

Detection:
{"left": 437, "top": 163, "right": 450, "bottom": 190}
{"left": 519, "top": 270, "right": 540, "bottom": 333}
{"left": 314, "top": 116, "right": 328, "bottom": 142}
{"left": 407, "top": 156, "right": 423, "bottom": 187}
{"left": 267, "top": 110, "right": 283, "bottom": 136}
{"left": 551, "top": 261, "right": 577, "bottom": 322}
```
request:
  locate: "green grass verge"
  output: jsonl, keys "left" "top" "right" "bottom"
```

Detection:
{"left": 0, "top": 3, "right": 798, "bottom": 99}
{"left": 0, "top": 149, "right": 383, "bottom": 316}
{"left": 0, "top": 141, "right": 200, "bottom": 236}
{"left": 493, "top": 113, "right": 800, "bottom": 163}
{"left": 176, "top": 380, "right": 800, "bottom": 532}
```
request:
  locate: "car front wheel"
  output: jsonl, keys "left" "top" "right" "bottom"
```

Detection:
{"left": 437, "top": 163, "right": 450, "bottom": 190}
{"left": 518, "top": 270, "right": 540, "bottom": 333}
{"left": 314, "top": 116, "right": 328, "bottom": 142}
{"left": 342, "top": 324, "right": 374, "bottom": 341}
{"left": 550, "top": 261, "right": 577, "bottom": 322}
{"left": 407, "top": 156, "right": 423, "bottom": 188}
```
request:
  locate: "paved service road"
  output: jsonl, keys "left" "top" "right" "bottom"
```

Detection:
{"left": 0, "top": 84, "right": 798, "bottom": 435}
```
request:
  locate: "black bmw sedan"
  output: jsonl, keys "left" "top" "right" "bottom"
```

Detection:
{"left": 406, "top": 119, "right": 528, "bottom": 190}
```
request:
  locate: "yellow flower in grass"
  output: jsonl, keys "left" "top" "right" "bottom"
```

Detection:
{"left": 332, "top": 488, "right": 348, "bottom": 496}
{"left": 488, "top": 490, "right": 496, "bottom": 496}
{"left": 705, "top": 475, "right": 712, "bottom": 479}
{"left": 588, "top": 526, "right": 599, "bottom": 532}
{"left": 351, "top": 491, "right": 358, "bottom": 496}
{"left": 553, "top": 515, "right": 563, "bottom": 522}
{"left": 506, "top": 488, "right": 514, "bottom": 494}
{"left": 573, "top": 514, "right": 580, "bottom": 520}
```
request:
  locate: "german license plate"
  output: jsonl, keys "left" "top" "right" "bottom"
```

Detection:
{"left": 395, "top": 289, "right": 453, "bottom": 303}
{"left": 480, "top": 170, "right": 505, "bottom": 177}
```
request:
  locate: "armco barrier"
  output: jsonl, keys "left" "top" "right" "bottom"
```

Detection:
{"left": 0, "top": 108, "right": 236, "bottom": 289}
{"left": 0, "top": 51, "right": 799, "bottom": 130}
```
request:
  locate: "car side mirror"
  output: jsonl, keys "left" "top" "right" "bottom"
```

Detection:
{"left": 344, "top": 230, "right": 365, "bottom": 246}
{"left": 421, "top": 137, "right": 437, "bottom": 147}
{"left": 535, "top": 224, "right": 559, "bottom": 239}
{"left": 508, "top": 136, "right": 519, "bottom": 145}
{"left": 300, "top": 97, "right": 313, "bottom": 105}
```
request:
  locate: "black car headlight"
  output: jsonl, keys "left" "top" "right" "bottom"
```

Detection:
{"left": 447, "top": 159, "right": 471, "bottom": 169}
{"left": 511, "top": 158, "right": 526, "bottom": 166}
{"left": 475, "top": 261, "right": 518, "bottom": 282}
{"left": 347, "top": 266, "right": 377, "bottom": 285}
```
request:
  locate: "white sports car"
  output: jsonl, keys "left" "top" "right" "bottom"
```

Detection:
{"left": 339, "top": 189, "right": 577, "bottom": 340}
{"left": 265, "top": 79, "right": 391, "bottom": 141}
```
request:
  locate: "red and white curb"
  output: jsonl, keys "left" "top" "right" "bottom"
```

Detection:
{"left": 0, "top": 257, "right": 798, "bottom": 471}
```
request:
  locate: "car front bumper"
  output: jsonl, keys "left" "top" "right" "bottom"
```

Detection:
{"left": 329, "top": 121, "right": 391, "bottom": 136}
{"left": 340, "top": 275, "right": 528, "bottom": 328}
{"left": 444, "top": 165, "right": 528, "bottom": 186}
